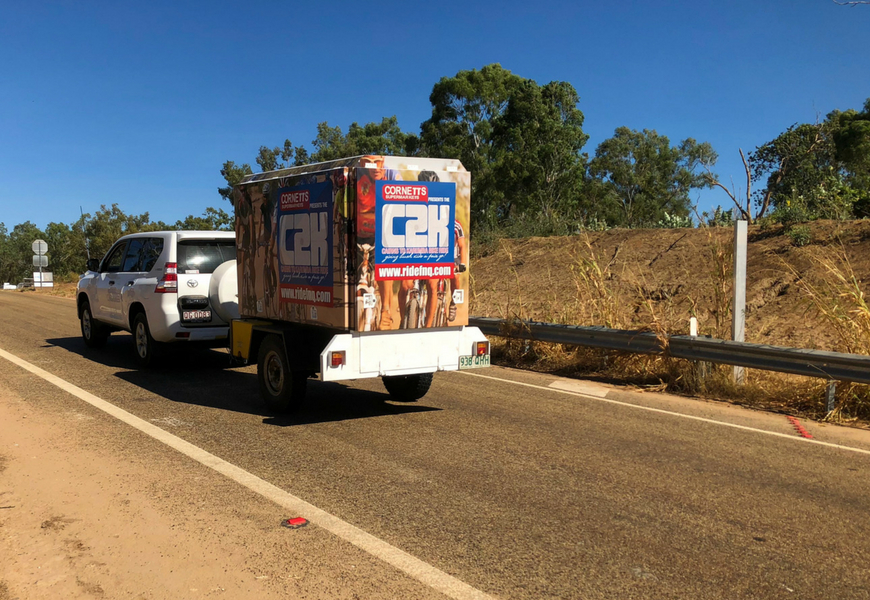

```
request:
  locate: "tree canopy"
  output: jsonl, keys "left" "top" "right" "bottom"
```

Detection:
{"left": 310, "top": 117, "right": 420, "bottom": 163}
{"left": 493, "top": 80, "right": 589, "bottom": 221}
{"left": 420, "top": 64, "right": 525, "bottom": 222}
{"left": 746, "top": 99, "right": 870, "bottom": 221}
{"left": 587, "top": 128, "right": 717, "bottom": 227}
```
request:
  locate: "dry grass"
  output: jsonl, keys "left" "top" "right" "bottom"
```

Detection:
{"left": 794, "top": 246, "right": 870, "bottom": 355}
{"left": 491, "top": 233, "right": 705, "bottom": 393}
{"left": 478, "top": 230, "right": 870, "bottom": 426}
{"left": 787, "top": 245, "right": 870, "bottom": 422}
{"left": 8, "top": 281, "right": 77, "bottom": 298}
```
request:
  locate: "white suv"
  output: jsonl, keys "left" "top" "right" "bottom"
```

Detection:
{"left": 77, "top": 231, "right": 237, "bottom": 366}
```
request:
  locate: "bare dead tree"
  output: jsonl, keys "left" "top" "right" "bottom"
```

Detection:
{"left": 833, "top": 1, "right": 870, "bottom": 6}
{"left": 701, "top": 149, "right": 774, "bottom": 223}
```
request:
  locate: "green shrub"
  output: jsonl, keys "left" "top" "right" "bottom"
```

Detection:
{"left": 788, "top": 225, "right": 812, "bottom": 247}
{"left": 655, "top": 212, "right": 693, "bottom": 229}
{"left": 756, "top": 215, "right": 774, "bottom": 231}
{"left": 703, "top": 206, "right": 733, "bottom": 228}
{"left": 772, "top": 194, "right": 812, "bottom": 231}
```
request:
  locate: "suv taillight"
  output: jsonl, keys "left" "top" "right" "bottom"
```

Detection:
{"left": 155, "top": 262, "right": 178, "bottom": 293}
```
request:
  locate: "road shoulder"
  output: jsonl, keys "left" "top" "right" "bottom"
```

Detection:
{"left": 0, "top": 382, "right": 439, "bottom": 600}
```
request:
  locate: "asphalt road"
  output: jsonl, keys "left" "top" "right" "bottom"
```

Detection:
{"left": 2, "top": 290, "right": 870, "bottom": 599}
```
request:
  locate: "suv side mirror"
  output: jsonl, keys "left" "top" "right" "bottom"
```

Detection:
{"left": 86, "top": 258, "right": 101, "bottom": 272}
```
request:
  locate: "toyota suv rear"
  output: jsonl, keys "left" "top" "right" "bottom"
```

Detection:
{"left": 76, "top": 231, "right": 236, "bottom": 366}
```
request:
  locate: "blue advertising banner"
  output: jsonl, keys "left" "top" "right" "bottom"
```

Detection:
{"left": 374, "top": 180, "right": 456, "bottom": 280}
{"left": 276, "top": 180, "right": 334, "bottom": 306}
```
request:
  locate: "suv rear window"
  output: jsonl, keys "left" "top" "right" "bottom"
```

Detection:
{"left": 177, "top": 241, "right": 236, "bottom": 274}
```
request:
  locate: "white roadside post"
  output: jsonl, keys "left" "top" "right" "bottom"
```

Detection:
{"left": 732, "top": 220, "right": 748, "bottom": 383}
{"left": 690, "top": 316, "right": 702, "bottom": 386}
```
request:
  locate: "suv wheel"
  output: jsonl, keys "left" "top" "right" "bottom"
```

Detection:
{"left": 257, "top": 334, "right": 307, "bottom": 413}
{"left": 80, "top": 301, "right": 108, "bottom": 348}
{"left": 133, "top": 313, "right": 159, "bottom": 367}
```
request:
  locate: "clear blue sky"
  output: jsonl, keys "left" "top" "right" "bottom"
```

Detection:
{"left": 1, "top": 0, "right": 868, "bottom": 230}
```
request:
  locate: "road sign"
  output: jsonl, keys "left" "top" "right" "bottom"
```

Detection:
{"left": 33, "top": 255, "right": 49, "bottom": 267}
{"left": 32, "top": 239, "right": 48, "bottom": 255}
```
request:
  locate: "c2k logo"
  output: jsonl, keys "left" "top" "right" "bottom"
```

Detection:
{"left": 279, "top": 212, "right": 329, "bottom": 266}
{"left": 381, "top": 204, "right": 451, "bottom": 249}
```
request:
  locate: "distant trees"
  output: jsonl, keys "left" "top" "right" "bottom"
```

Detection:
{"left": 492, "top": 80, "right": 589, "bottom": 222}
{"left": 421, "top": 64, "right": 526, "bottom": 222}
{"left": 223, "top": 64, "right": 600, "bottom": 232}
{"left": 173, "top": 207, "right": 233, "bottom": 232}
{"left": 712, "top": 98, "right": 870, "bottom": 223}
{"left": 0, "top": 204, "right": 234, "bottom": 284}
{"left": 0, "top": 222, "right": 44, "bottom": 284}
{"left": 310, "top": 117, "right": 420, "bottom": 162}
{"left": 220, "top": 64, "right": 727, "bottom": 233}
{"left": 587, "top": 128, "right": 716, "bottom": 227}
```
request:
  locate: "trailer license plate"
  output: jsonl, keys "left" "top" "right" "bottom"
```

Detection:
{"left": 459, "top": 354, "right": 490, "bottom": 369}
{"left": 183, "top": 309, "right": 211, "bottom": 322}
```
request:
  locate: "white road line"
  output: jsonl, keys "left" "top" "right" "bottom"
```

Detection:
{"left": 458, "top": 370, "right": 870, "bottom": 457}
{"left": 0, "top": 347, "right": 494, "bottom": 600}
{"left": 548, "top": 380, "right": 609, "bottom": 398}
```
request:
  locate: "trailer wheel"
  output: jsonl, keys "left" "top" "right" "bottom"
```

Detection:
{"left": 382, "top": 373, "right": 433, "bottom": 402}
{"left": 257, "top": 334, "right": 307, "bottom": 413}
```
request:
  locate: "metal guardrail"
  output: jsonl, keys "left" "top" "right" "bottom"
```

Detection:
{"left": 470, "top": 316, "right": 870, "bottom": 385}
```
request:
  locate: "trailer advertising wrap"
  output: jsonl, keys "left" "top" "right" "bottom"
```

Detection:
{"left": 277, "top": 180, "right": 334, "bottom": 307}
{"left": 236, "top": 168, "right": 351, "bottom": 329}
{"left": 374, "top": 180, "right": 456, "bottom": 281}
{"left": 353, "top": 157, "right": 470, "bottom": 332}
{"left": 235, "top": 155, "right": 470, "bottom": 333}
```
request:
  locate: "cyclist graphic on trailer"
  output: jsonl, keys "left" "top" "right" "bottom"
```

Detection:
{"left": 450, "top": 219, "right": 468, "bottom": 322}
{"left": 258, "top": 186, "right": 279, "bottom": 314}
{"left": 357, "top": 155, "right": 402, "bottom": 330}
{"left": 397, "top": 171, "right": 468, "bottom": 327}
{"left": 236, "top": 187, "right": 257, "bottom": 311}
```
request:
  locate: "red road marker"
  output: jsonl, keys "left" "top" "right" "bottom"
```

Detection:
{"left": 282, "top": 517, "right": 309, "bottom": 529}
{"left": 787, "top": 416, "right": 813, "bottom": 439}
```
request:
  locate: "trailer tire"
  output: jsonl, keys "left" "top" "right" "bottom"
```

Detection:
{"left": 382, "top": 373, "right": 433, "bottom": 402}
{"left": 257, "top": 334, "right": 307, "bottom": 413}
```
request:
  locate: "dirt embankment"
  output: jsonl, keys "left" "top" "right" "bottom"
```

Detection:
{"left": 470, "top": 221, "right": 870, "bottom": 354}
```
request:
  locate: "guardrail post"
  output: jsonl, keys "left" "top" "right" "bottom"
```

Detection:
{"left": 826, "top": 381, "right": 838, "bottom": 414}
{"left": 732, "top": 220, "right": 748, "bottom": 384}
{"left": 689, "top": 317, "right": 709, "bottom": 388}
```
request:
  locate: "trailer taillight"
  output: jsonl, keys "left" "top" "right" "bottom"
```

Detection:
{"left": 330, "top": 351, "right": 346, "bottom": 367}
{"left": 155, "top": 262, "right": 178, "bottom": 293}
{"left": 475, "top": 341, "right": 490, "bottom": 356}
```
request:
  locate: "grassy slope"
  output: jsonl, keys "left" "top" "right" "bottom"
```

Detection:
{"left": 470, "top": 221, "right": 870, "bottom": 423}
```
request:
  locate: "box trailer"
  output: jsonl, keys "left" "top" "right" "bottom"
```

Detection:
{"left": 227, "top": 155, "right": 490, "bottom": 411}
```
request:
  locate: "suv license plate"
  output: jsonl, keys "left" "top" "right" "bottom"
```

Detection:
{"left": 459, "top": 354, "right": 490, "bottom": 369}
{"left": 183, "top": 309, "right": 211, "bottom": 322}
